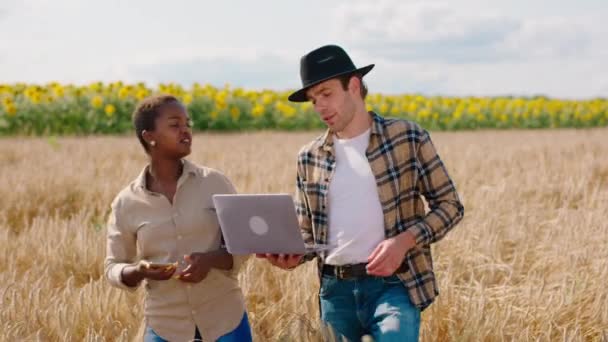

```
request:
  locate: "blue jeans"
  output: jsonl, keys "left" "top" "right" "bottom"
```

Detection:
{"left": 143, "top": 312, "right": 252, "bottom": 342}
{"left": 320, "top": 275, "right": 421, "bottom": 342}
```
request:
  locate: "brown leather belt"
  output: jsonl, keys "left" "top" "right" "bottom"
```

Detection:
{"left": 322, "top": 262, "right": 409, "bottom": 280}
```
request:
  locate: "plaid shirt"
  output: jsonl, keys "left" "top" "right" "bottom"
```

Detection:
{"left": 295, "top": 112, "right": 464, "bottom": 310}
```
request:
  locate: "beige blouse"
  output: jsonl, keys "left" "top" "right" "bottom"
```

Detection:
{"left": 104, "top": 159, "right": 249, "bottom": 341}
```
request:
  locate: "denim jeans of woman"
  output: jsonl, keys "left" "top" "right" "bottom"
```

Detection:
{"left": 143, "top": 312, "right": 252, "bottom": 342}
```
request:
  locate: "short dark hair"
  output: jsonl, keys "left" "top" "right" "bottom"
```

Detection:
{"left": 132, "top": 94, "right": 179, "bottom": 152}
{"left": 338, "top": 73, "right": 368, "bottom": 99}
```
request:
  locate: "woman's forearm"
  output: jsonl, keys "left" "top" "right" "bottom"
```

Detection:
{"left": 204, "top": 249, "right": 234, "bottom": 270}
{"left": 121, "top": 264, "right": 145, "bottom": 287}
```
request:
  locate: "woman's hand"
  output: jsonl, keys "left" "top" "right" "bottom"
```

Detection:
{"left": 176, "top": 253, "right": 212, "bottom": 283}
{"left": 121, "top": 261, "right": 176, "bottom": 287}
{"left": 177, "top": 250, "right": 235, "bottom": 283}
{"left": 139, "top": 261, "right": 177, "bottom": 280}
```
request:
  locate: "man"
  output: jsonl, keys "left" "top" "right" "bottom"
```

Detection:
{"left": 258, "top": 44, "right": 464, "bottom": 341}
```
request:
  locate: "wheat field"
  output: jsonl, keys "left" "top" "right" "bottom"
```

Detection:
{"left": 0, "top": 129, "right": 607, "bottom": 341}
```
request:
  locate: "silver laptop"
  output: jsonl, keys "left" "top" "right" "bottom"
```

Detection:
{"left": 212, "top": 193, "right": 334, "bottom": 255}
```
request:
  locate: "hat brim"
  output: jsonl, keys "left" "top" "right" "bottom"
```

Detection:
{"left": 287, "top": 64, "right": 375, "bottom": 103}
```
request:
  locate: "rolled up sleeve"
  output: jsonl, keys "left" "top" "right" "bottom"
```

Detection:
{"left": 410, "top": 130, "right": 464, "bottom": 246}
{"left": 104, "top": 199, "right": 140, "bottom": 291}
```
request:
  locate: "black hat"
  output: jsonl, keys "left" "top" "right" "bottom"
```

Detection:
{"left": 288, "top": 45, "right": 374, "bottom": 102}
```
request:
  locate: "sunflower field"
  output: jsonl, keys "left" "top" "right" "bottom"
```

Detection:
{"left": 0, "top": 82, "right": 606, "bottom": 135}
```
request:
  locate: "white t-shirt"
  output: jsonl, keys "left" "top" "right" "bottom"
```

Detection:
{"left": 325, "top": 128, "right": 386, "bottom": 266}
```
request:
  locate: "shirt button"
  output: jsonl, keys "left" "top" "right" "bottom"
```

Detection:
{"left": 187, "top": 284, "right": 192, "bottom": 289}
{"left": 192, "top": 310, "right": 197, "bottom": 315}
{"left": 177, "top": 235, "right": 183, "bottom": 240}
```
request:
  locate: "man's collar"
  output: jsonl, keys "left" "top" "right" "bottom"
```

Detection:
{"left": 317, "top": 111, "right": 384, "bottom": 152}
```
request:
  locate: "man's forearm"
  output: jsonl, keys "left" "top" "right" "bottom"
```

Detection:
{"left": 395, "top": 230, "right": 417, "bottom": 252}
{"left": 411, "top": 198, "right": 464, "bottom": 246}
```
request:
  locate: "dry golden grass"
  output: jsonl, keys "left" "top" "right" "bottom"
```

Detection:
{"left": 1, "top": 129, "right": 607, "bottom": 341}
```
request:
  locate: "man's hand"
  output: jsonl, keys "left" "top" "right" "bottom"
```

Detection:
{"left": 256, "top": 254, "right": 302, "bottom": 270}
{"left": 177, "top": 253, "right": 212, "bottom": 283}
{"left": 366, "top": 231, "right": 416, "bottom": 277}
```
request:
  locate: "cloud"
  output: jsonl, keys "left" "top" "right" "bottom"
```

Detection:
{"left": 333, "top": 0, "right": 602, "bottom": 63}
{"left": 0, "top": 6, "right": 9, "bottom": 20}
{"left": 362, "top": 57, "right": 608, "bottom": 98}
{"left": 326, "top": 0, "right": 608, "bottom": 98}
{"left": 1, "top": 0, "right": 605, "bottom": 98}
{"left": 128, "top": 53, "right": 297, "bottom": 90}
{"left": 0, "top": 0, "right": 26, "bottom": 19}
{"left": 82, "top": 38, "right": 608, "bottom": 98}
{"left": 335, "top": 1, "right": 519, "bottom": 63}
{"left": 500, "top": 18, "right": 595, "bottom": 59}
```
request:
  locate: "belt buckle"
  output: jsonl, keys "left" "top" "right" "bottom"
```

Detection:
{"left": 336, "top": 266, "right": 347, "bottom": 279}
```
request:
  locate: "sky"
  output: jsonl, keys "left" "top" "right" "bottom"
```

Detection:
{"left": 1, "top": 0, "right": 607, "bottom": 98}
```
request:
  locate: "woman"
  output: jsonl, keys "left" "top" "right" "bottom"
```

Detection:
{"left": 104, "top": 94, "right": 252, "bottom": 342}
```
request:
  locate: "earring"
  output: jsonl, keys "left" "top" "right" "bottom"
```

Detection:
{"left": 150, "top": 141, "right": 156, "bottom": 147}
